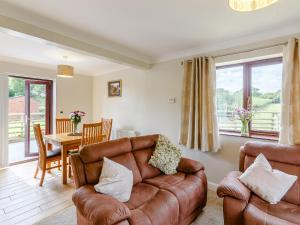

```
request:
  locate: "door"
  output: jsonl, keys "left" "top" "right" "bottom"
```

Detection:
{"left": 25, "top": 80, "right": 53, "bottom": 157}
{"left": 8, "top": 76, "right": 53, "bottom": 164}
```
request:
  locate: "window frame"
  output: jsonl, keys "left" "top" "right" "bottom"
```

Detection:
{"left": 216, "top": 57, "right": 283, "bottom": 138}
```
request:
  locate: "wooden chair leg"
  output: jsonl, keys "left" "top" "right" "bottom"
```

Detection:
{"left": 58, "top": 160, "right": 61, "bottom": 171}
{"left": 68, "top": 165, "right": 71, "bottom": 178}
{"left": 68, "top": 158, "right": 72, "bottom": 178}
{"left": 47, "top": 162, "right": 51, "bottom": 173}
{"left": 34, "top": 164, "right": 39, "bottom": 178}
{"left": 39, "top": 170, "right": 46, "bottom": 187}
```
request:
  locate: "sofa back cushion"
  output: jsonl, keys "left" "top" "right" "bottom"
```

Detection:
{"left": 131, "top": 135, "right": 162, "bottom": 179}
{"left": 240, "top": 142, "right": 300, "bottom": 205}
{"left": 79, "top": 138, "right": 142, "bottom": 185}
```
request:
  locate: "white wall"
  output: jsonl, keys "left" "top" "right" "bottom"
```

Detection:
{"left": 56, "top": 76, "right": 93, "bottom": 123}
{"left": 93, "top": 59, "right": 276, "bottom": 184}
{"left": 93, "top": 60, "right": 182, "bottom": 140}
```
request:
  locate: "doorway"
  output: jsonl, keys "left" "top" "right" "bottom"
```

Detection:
{"left": 8, "top": 76, "right": 53, "bottom": 164}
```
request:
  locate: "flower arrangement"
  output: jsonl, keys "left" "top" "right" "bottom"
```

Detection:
{"left": 234, "top": 105, "right": 254, "bottom": 136}
{"left": 69, "top": 110, "right": 86, "bottom": 134}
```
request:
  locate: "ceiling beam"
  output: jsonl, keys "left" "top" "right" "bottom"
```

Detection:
{"left": 0, "top": 14, "right": 152, "bottom": 69}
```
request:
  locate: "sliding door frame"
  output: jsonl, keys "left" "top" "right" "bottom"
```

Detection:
{"left": 24, "top": 79, "right": 53, "bottom": 157}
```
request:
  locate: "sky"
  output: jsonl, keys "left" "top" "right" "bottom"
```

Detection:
{"left": 216, "top": 63, "right": 282, "bottom": 93}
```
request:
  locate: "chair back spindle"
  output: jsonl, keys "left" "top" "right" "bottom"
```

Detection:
{"left": 56, "top": 118, "right": 74, "bottom": 134}
{"left": 101, "top": 118, "right": 113, "bottom": 141}
{"left": 81, "top": 122, "right": 103, "bottom": 146}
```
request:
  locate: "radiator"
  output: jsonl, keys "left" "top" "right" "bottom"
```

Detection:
{"left": 116, "top": 129, "right": 137, "bottom": 138}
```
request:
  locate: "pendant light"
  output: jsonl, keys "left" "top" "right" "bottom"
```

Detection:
{"left": 229, "top": 0, "right": 279, "bottom": 12}
{"left": 57, "top": 56, "right": 74, "bottom": 78}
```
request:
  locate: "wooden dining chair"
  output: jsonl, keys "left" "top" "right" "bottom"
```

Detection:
{"left": 81, "top": 122, "right": 103, "bottom": 146}
{"left": 56, "top": 118, "right": 74, "bottom": 134}
{"left": 33, "top": 124, "right": 62, "bottom": 186}
{"left": 101, "top": 118, "right": 113, "bottom": 141}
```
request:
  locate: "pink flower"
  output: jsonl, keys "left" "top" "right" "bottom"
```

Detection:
{"left": 69, "top": 110, "right": 86, "bottom": 119}
{"left": 234, "top": 106, "right": 253, "bottom": 122}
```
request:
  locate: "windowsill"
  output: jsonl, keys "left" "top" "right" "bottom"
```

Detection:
{"left": 220, "top": 131, "right": 278, "bottom": 141}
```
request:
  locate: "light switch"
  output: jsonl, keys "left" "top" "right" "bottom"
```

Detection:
{"left": 168, "top": 98, "right": 176, "bottom": 103}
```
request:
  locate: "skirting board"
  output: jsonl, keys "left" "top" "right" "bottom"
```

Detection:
{"left": 208, "top": 181, "right": 218, "bottom": 192}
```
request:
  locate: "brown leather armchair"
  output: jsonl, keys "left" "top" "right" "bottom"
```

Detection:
{"left": 71, "top": 134, "right": 208, "bottom": 225}
{"left": 217, "top": 141, "right": 300, "bottom": 225}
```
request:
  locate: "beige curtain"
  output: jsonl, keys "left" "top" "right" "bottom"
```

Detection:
{"left": 280, "top": 38, "right": 300, "bottom": 145}
{"left": 180, "top": 57, "right": 220, "bottom": 152}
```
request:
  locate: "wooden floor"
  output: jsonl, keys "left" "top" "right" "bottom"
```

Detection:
{"left": 0, "top": 161, "right": 75, "bottom": 225}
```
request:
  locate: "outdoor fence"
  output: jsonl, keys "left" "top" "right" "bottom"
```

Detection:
{"left": 8, "top": 113, "right": 45, "bottom": 143}
{"left": 217, "top": 111, "right": 280, "bottom": 132}
{"left": 8, "top": 111, "right": 279, "bottom": 143}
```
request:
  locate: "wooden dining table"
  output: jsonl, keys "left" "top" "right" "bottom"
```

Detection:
{"left": 44, "top": 133, "right": 82, "bottom": 185}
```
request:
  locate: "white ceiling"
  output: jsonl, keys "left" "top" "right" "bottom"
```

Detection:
{"left": 1, "top": 0, "right": 300, "bottom": 65}
{"left": 0, "top": 30, "right": 129, "bottom": 76}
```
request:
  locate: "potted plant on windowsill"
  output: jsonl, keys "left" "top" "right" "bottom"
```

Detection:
{"left": 69, "top": 110, "right": 86, "bottom": 136}
{"left": 234, "top": 105, "right": 254, "bottom": 137}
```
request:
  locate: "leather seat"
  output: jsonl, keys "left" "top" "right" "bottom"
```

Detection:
{"left": 71, "top": 134, "right": 208, "bottom": 225}
{"left": 125, "top": 183, "right": 160, "bottom": 210}
{"left": 217, "top": 141, "right": 300, "bottom": 225}
{"left": 128, "top": 189, "right": 180, "bottom": 225}
{"left": 145, "top": 172, "right": 207, "bottom": 221}
{"left": 244, "top": 195, "right": 300, "bottom": 225}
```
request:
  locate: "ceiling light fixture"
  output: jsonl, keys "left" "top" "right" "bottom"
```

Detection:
{"left": 57, "top": 65, "right": 74, "bottom": 78}
{"left": 229, "top": 0, "right": 279, "bottom": 12}
{"left": 57, "top": 56, "right": 74, "bottom": 78}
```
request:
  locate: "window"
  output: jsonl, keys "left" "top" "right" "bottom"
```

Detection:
{"left": 216, "top": 57, "right": 282, "bottom": 137}
{"left": 216, "top": 65, "right": 243, "bottom": 132}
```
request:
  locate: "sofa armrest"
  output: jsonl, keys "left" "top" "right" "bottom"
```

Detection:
{"left": 217, "top": 171, "right": 251, "bottom": 202}
{"left": 73, "top": 185, "right": 131, "bottom": 225}
{"left": 70, "top": 153, "right": 87, "bottom": 188}
{"left": 177, "top": 157, "right": 205, "bottom": 174}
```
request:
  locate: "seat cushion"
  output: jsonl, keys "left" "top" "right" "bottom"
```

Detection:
{"left": 47, "top": 148, "right": 61, "bottom": 158}
{"left": 144, "top": 172, "right": 186, "bottom": 187}
{"left": 128, "top": 189, "right": 179, "bottom": 225}
{"left": 144, "top": 172, "right": 207, "bottom": 223}
{"left": 125, "top": 183, "right": 159, "bottom": 210}
{"left": 244, "top": 195, "right": 300, "bottom": 225}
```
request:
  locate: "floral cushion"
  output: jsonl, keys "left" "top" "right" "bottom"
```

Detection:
{"left": 148, "top": 135, "right": 182, "bottom": 175}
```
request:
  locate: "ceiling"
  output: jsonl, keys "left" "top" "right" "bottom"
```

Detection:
{"left": 0, "top": 30, "right": 129, "bottom": 76}
{"left": 1, "top": 0, "right": 300, "bottom": 66}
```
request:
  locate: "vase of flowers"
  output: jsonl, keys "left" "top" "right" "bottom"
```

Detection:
{"left": 69, "top": 111, "right": 86, "bottom": 135}
{"left": 234, "top": 106, "right": 253, "bottom": 137}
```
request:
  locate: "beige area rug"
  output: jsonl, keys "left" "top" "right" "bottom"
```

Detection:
{"left": 35, "top": 190, "right": 223, "bottom": 225}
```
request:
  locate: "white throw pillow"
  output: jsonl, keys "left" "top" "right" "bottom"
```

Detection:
{"left": 94, "top": 157, "right": 133, "bottom": 202}
{"left": 239, "top": 154, "right": 297, "bottom": 204}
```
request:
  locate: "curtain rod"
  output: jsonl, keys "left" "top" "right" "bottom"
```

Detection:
{"left": 180, "top": 41, "right": 294, "bottom": 65}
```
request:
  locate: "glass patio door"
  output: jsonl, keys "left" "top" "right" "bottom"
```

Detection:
{"left": 25, "top": 80, "right": 52, "bottom": 157}
{"left": 8, "top": 77, "right": 52, "bottom": 163}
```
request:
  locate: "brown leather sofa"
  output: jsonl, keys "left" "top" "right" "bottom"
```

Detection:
{"left": 71, "top": 134, "right": 207, "bottom": 225}
{"left": 217, "top": 141, "right": 300, "bottom": 225}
